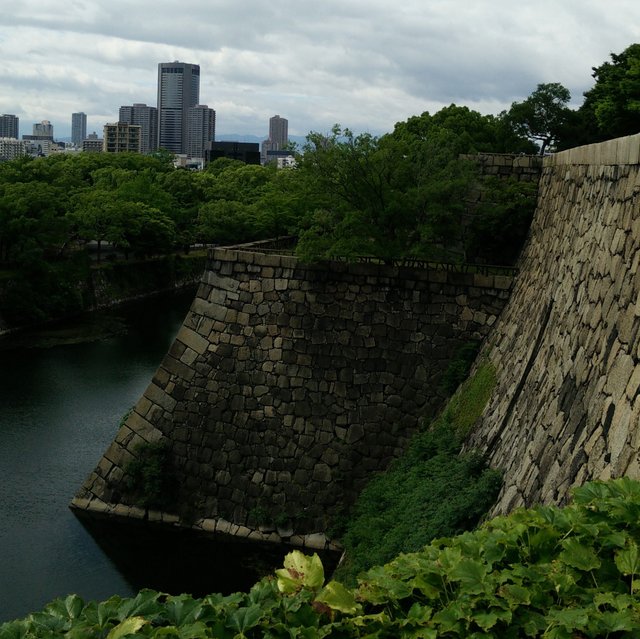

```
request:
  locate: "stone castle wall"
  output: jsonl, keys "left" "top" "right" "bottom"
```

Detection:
{"left": 74, "top": 250, "right": 512, "bottom": 546}
{"left": 462, "top": 152, "right": 543, "bottom": 182}
{"left": 465, "top": 134, "right": 640, "bottom": 514}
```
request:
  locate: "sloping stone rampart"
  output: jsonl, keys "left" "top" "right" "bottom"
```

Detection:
{"left": 465, "top": 133, "right": 640, "bottom": 514}
{"left": 74, "top": 252, "right": 511, "bottom": 541}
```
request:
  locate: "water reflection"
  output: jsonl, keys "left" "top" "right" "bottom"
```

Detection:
{"left": 75, "top": 512, "right": 296, "bottom": 597}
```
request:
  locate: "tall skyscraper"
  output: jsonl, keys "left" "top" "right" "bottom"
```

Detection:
{"left": 119, "top": 103, "right": 158, "bottom": 154}
{"left": 157, "top": 61, "right": 200, "bottom": 154}
{"left": 71, "top": 112, "right": 87, "bottom": 146}
{"left": 187, "top": 105, "right": 216, "bottom": 159}
{"left": 269, "top": 115, "right": 288, "bottom": 149}
{"left": 0, "top": 114, "right": 19, "bottom": 139}
{"left": 262, "top": 114, "right": 289, "bottom": 163}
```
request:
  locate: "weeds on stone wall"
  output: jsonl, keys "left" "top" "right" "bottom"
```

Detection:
{"left": 333, "top": 361, "right": 501, "bottom": 583}
{"left": 440, "top": 340, "right": 481, "bottom": 395}
{"left": 123, "top": 440, "right": 178, "bottom": 511}
{"left": 117, "top": 407, "right": 133, "bottom": 430}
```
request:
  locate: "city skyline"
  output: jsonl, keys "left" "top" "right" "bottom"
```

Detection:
{"left": 0, "top": 2, "right": 639, "bottom": 140}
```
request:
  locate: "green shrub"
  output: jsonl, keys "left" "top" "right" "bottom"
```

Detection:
{"left": 440, "top": 340, "right": 481, "bottom": 395}
{"left": 334, "top": 361, "right": 500, "bottom": 582}
{"left": 123, "top": 440, "right": 178, "bottom": 511}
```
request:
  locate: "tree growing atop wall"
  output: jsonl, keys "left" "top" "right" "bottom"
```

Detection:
{"left": 505, "top": 82, "right": 572, "bottom": 155}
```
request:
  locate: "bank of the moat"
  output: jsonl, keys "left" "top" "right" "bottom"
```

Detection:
{"left": 0, "top": 252, "right": 207, "bottom": 337}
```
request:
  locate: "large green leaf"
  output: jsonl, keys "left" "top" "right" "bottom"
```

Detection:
{"left": 472, "top": 610, "right": 499, "bottom": 630}
{"left": 597, "top": 609, "right": 638, "bottom": 633}
{"left": 276, "top": 551, "right": 325, "bottom": 594}
{"left": 498, "top": 584, "right": 531, "bottom": 606}
{"left": 227, "top": 604, "right": 262, "bottom": 634}
{"left": 546, "top": 607, "right": 589, "bottom": 632}
{"left": 0, "top": 620, "right": 29, "bottom": 639}
{"left": 559, "top": 538, "right": 601, "bottom": 571}
{"left": 357, "top": 565, "right": 414, "bottom": 604}
{"left": 448, "top": 558, "right": 488, "bottom": 595}
{"left": 615, "top": 542, "right": 640, "bottom": 576}
{"left": 117, "top": 590, "right": 163, "bottom": 620}
{"left": 162, "top": 594, "right": 204, "bottom": 627}
{"left": 42, "top": 594, "right": 84, "bottom": 622}
{"left": 106, "top": 616, "right": 148, "bottom": 639}
{"left": 315, "top": 581, "right": 359, "bottom": 614}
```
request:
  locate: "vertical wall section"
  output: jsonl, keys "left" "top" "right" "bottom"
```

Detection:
{"left": 466, "top": 134, "right": 640, "bottom": 514}
{"left": 73, "top": 250, "right": 512, "bottom": 547}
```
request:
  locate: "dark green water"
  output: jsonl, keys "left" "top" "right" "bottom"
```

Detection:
{"left": 0, "top": 292, "right": 195, "bottom": 622}
{"left": 0, "top": 291, "right": 292, "bottom": 624}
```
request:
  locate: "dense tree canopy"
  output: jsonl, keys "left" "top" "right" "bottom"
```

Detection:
{"left": 295, "top": 110, "right": 537, "bottom": 265}
{"left": 582, "top": 43, "right": 640, "bottom": 139}
{"left": 0, "top": 101, "right": 540, "bottom": 283}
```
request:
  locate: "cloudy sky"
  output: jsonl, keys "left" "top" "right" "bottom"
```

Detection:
{"left": 1, "top": 0, "right": 639, "bottom": 140}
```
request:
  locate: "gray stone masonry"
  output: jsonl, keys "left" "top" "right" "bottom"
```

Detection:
{"left": 465, "top": 133, "right": 640, "bottom": 515}
{"left": 73, "top": 253, "right": 512, "bottom": 543}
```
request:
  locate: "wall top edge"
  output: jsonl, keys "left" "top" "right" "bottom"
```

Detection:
{"left": 204, "top": 248, "right": 514, "bottom": 289}
{"left": 545, "top": 133, "right": 640, "bottom": 167}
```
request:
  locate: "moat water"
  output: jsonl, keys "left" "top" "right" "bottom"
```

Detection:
{"left": 0, "top": 291, "right": 290, "bottom": 623}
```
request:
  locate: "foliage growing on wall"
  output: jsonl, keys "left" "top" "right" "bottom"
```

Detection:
{"left": 333, "top": 361, "right": 501, "bottom": 582}
{"left": 123, "top": 440, "right": 177, "bottom": 511}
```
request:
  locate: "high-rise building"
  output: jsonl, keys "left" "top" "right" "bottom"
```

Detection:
{"left": 0, "top": 137, "right": 26, "bottom": 160}
{"left": 187, "top": 105, "right": 216, "bottom": 159}
{"left": 71, "top": 112, "right": 87, "bottom": 146}
{"left": 103, "top": 122, "right": 142, "bottom": 153}
{"left": 262, "top": 115, "right": 289, "bottom": 162}
{"left": 157, "top": 61, "right": 200, "bottom": 154}
{"left": 32, "top": 120, "right": 53, "bottom": 138}
{"left": 119, "top": 103, "right": 158, "bottom": 154}
{"left": 269, "top": 115, "right": 288, "bottom": 149}
{"left": 0, "top": 114, "right": 19, "bottom": 139}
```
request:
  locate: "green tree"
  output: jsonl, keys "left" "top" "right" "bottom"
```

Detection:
{"left": 581, "top": 43, "right": 640, "bottom": 140}
{"left": 121, "top": 202, "right": 176, "bottom": 258}
{"left": 506, "top": 82, "right": 572, "bottom": 154}
{"left": 295, "top": 126, "right": 414, "bottom": 262}
{"left": 0, "top": 181, "right": 70, "bottom": 266}
{"left": 197, "top": 200, "right": 258, "bottom": 245}
{"left": 295, "top": 120, "right": 479, "bottom": 263}
{"left": 159, "top": 169, "right": 206, "bottom": 251}
{"left": 465, "top": 176, "right": 538, "bottom": 265}
{"left": 68, "top": 189, "right": 128, "bottom": 262}
{"left": 253, "top": 166, "right": 310, "bottom": 238}
{"left": 201, "top": 162, "right": 274, "bottom": 203}
{"left": 393, "top": 104, "right": 535, "bottom": 154}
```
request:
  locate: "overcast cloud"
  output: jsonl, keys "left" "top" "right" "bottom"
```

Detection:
{"left": 1, "top": 0, "right": 639, "bottom": 139}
